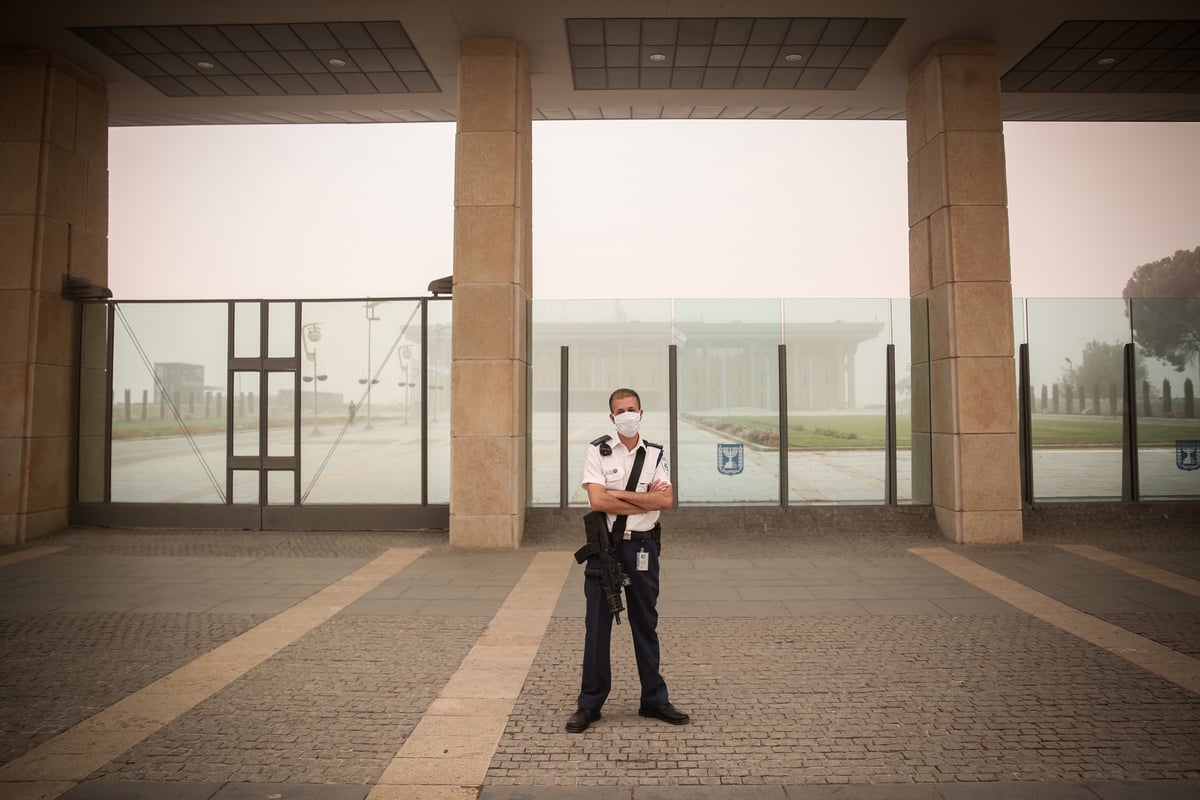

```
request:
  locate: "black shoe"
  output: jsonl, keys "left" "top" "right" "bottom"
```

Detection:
{"left": 639, "top": 702, "right": 690, "bottom": 725}
{"left": 565, "top": 707, "right": 601, "bottom": 733}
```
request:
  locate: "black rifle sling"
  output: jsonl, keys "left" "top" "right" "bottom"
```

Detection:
{"left": 609, "top": 445, "right": 648, "bottom": 542}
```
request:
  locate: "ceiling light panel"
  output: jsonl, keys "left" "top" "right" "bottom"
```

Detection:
{"left": 565, "top": 17, "right": 903, "bottom": 90}
{"left": 1003, "top": 20, "right": 1200, "bottom": 93}
{"left": 71, "top": 20, "right": 440, "bottom": 97}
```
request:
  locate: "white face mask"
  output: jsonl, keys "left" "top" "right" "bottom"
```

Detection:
{"left": 613, "top": 410, "right": 642, "bottom": 438}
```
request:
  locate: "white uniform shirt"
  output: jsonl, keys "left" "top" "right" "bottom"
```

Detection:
{"left": 580, "top": 435, "right": 670, "bottom": 533}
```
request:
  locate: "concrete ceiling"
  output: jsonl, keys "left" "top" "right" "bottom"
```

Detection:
{"left": 5, "top": 0, "right": 1200, "bottom": 125}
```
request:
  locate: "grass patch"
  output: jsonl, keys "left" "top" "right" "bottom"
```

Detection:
{"left": 111, "top": 417, "right": 293, "bottom": 440}
{"left": 686, "top": 414, "right": 1199, "bottom": 449}
{"left": 686, "top": 414, "right": 908, "bottom": 448}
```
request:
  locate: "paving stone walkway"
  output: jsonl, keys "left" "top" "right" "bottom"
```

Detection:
{"left": 0, "top": 524, "right": 1197, "bottom": 800}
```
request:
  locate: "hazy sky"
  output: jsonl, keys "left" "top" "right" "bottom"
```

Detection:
{"left": 107, "top": 120, "right": 1200, "bottom": 301}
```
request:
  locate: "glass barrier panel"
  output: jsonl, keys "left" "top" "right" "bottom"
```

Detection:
{"left": 675, "top": 298, "right": 780, "bottom": 505}
{"left": 232, "top": 371, "right": 260, "bottom": 457}
{"left": 233, "top": 302, "right": 260, "bottom": 358}
{"left": 1130, "top": 298, "right": 1200, "bottom": 499}
{"left": 561, "top": 300, "right": 673, "bottom": 506}
{"left": 530, "top": 300, "right": 566, "bottom": 506}
{"left": 907, "top": 296, "right": 933, "bottom": 506}
{"left": 784, "top": 299, "right": 891, "bottom": 504}
{"left": 298, "top": 299, "right": 427, "bottom": 504}
{"left": 232, "top": 470, "right": 258, "bottom": 504}
{"left": 895, "top": 297, "right": 930, "bottom": 504}
{"left": 267, "top": 371, "right": 295, "bottom": 458}
{"left": 268, "top": 301, "right": 296, "bottom": 358}
{"left": 426, "top": 299, "right": 452, "bottom": 504}
{"left": 78, "top": 302, "right": 109, "bottom": 502}
{"left": 267, "top": 470, "right": 294, "bottom": 505}
{"left": 1025, "top": 298, "right": 1128, "bottom": 500}
{"left": 110, "top": 302, "right": 228, "bottom": 503}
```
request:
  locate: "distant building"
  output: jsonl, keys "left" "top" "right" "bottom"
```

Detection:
{"left": 153, "top": 363, "right": 204, "bottom": 407}
{"left": 532, "top": 320, "right": 885, "bottom": 413}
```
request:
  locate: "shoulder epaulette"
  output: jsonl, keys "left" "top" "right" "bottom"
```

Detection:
{"left": 643, "top": 440, "right": 662, "bottom": 449}
{"left": 590, "top": 435, "right": 612, "bottom": 447}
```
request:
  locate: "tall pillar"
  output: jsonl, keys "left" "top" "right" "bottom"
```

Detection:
{"left": 907, "top": 42, "right": 1022, "bottom": 544}
{"left": 449, "top": 40, "right": 532, "bottom": 548}
{"left": 0, "top": 52, "right": 108, "bottom": 545}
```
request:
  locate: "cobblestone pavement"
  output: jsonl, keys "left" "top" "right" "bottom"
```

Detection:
{"left": 1, "top": 525, "right": 1198, "bottom": 800}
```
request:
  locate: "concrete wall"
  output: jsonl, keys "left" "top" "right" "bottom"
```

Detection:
{"left": 907, "top": 42, "right": 1022, "bottom": 544}
{"left": 0, "top": 51, "right": 107, "bottom": 544}
{"left": 449, "top": 40, "right": 534, "bottom": 547}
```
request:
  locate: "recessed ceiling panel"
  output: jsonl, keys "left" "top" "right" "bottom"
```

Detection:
{"left": 71, "top": 20, "right": 440, "bottom": 97}
{"left": 1003, "top": 20, "right": 1200, "bottom": 93}
{"left": 565, "top": 17, "right": 903, "bottom": 90}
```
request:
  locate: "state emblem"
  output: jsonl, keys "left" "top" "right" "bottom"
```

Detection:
{"left": 1177, "top": 440, "right": 1200, "bottom": 471}
{"left": 718, "top": 443, "right": 744, "bottom": 475}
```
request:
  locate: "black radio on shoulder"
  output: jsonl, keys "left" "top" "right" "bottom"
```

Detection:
{"left": 591, "top": 434, "right": 612, "bottom": 456}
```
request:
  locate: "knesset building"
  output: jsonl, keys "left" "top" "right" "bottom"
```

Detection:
{"left": 5, "top": 1, "right": 1200, "bottom": 547}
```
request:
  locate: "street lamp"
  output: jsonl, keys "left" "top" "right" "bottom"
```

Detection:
{"left": 301, "top": 322, "right": 327, "bottom": 435}
{"left": 359, "top": 301, "right": 382, "bottom": 430}
{"left": 396, "top": 346, "right": 418, "bottom": 424}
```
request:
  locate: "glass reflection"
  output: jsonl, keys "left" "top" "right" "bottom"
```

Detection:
{"left": 234, "top": 302, "right": 259, "bottom": 358}
{"left": 556, "top": 299, "right": 673, "bottom": 507}
{"left": 784, "top": 299, "right": 891, "bottom": 504}
{"left": 1130, "top": 298, "right": 1200, "bottom": 499}
{"left": 426, "top": 299, "right": 452, "bottom": 504}
{"left": 894, "top": 298, "right": 928, "bottom": 504}
{"left": 267, "top": 371, "right": 294, "bottom": 458}
{"left": 268, "top": 302, "right": 296, "bottom": 358}
{"left": 267, "top": 470, "right": 294, "bottom": 505}
{"left": 109, "top": 302, "right": 228, "bottom": 503}
{"left": 1026, "top": 298, "right": 1128, "bottom": 500}
{"left": 298, "top": 300, "right": 428, "bottom": 504}
{"left": 676, "top": 298, "right": 780, "bottom": 505}
{"left": 530, "top": 300, "right": 565, "bottom": 506}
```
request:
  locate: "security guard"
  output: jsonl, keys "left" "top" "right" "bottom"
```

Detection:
{"left": 566, "top": 388, "right": 690, "bottom": 733}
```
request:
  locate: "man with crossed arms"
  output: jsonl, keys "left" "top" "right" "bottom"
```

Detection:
{"left": 566, "top": 387, "right": 690, "bottom": 733}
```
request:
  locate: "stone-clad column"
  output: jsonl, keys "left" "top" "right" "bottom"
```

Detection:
{"left": 0, "top": 52, "right": 108, "bottom": 545}
{"left": 907, "top": 41, "right": 1022, "bottom": 543}
{"left": 449, "top": 40, "right": 532, "bottom": 548}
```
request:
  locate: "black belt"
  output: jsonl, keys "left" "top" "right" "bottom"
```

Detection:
{"left": 622, "top": 529, "right": 658, "bottom": 541}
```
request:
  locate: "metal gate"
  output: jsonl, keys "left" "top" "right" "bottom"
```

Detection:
{"left": 72, "top": 297, "right": 450, "bottom": 530}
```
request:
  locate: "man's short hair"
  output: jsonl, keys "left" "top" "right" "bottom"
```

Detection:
{"left": 609, "top": 388, "right": 641, "bottom": 413}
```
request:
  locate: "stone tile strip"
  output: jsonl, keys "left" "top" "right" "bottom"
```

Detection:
{"left": 1056, "top": 544, "right": 1200, "bottom": 598}
{"left": 909, "top": 547, "right": 1200, "bottom": 695}
{"left": 369, "top": 551, "right": 574, "bottom": 800}
{"left": 0, "top": 546, "right": 67, "bottom": 567}
{"left": 0, "top": 547, "right": 427, "bottom": 800}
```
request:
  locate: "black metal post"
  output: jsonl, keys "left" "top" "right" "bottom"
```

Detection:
{"left": 885, "top": 344, "right": 898, "bottom": 505}
{"left": 669, "top": 344, "right": 679, "bottom": 509}
{"left": 104, "top": 302, "right": 115, "bottom": 503}
{"left": 1018, "top": 343, "right": 1034, "bottom": 505}
{"left": 226, "top": 301, "right": 235, "bottom": 504}
{"left": 420, "top": 300, "right": 429, "bottom": 507}
{"left": 293, "top": 300, "right": 302, "bottom": 504}
{"left": 560, "top": 345, "right": 569, "bottom": 508}
{"left": 1122, "top": 342, "right": 1140, "bottom": 502}
{"left": 258, "top": 301, "right": 269, "bottom": 513}
{"left": 778, "top": 344, "right": 789, "bottom": 507}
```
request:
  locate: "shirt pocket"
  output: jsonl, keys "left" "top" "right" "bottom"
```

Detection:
{"left": 604, "top": 468, "right": 624, "bottom": 487}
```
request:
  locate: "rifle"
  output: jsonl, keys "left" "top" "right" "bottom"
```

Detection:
{"left": 575, "top": 510, "right": 631, "bottom": 624}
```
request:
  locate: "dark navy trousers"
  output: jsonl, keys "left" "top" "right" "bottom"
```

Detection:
{"left": 577, "top": 537, "right": 669, "bottom": 711}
